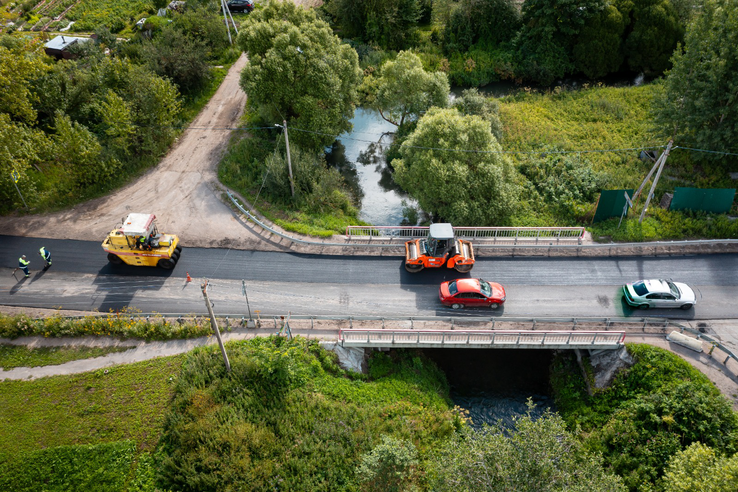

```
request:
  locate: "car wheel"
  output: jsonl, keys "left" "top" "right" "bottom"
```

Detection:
{"left": 638, "top": 304, "right": 650, "bottom": 310}
{"left": 489, "top": 303, "right": 500, "bottom": 309}
{"left": 451, "top": 303, "right": 463, "bottom": 310}
{"left": 680, "top": 304, "right": 693, "bottom": 310}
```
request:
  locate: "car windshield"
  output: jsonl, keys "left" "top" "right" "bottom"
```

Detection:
{"left": 666, "top": 281, "right": 680, "bottom": 299}
{"left": 478, "top": 279, "right": 491, "bottom": 297}
{"left": 632, "top": 281, "right": 649, "bottom": 296}
{"left": 448, "top": 281, "right": 458, "bottom": 295}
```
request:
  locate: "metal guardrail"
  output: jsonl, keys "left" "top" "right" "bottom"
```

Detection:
{"left": 345, "top": 226, "right": 585, "bottom": 242}
{"left": 338, "top": 329, "right": 625, "bottom": 349}
{"left": 672, "top": 322, "right": 738, "bottom": 366}
{"left": 227, "top": 191, "right": 738, "bottom": 252}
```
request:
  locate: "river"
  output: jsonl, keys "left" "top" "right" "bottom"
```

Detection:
{"left": 326, "top": 108, "right": 419, "bottom": 226}
{"left": 422, "top": 348, "right": 557, "bottom": 428}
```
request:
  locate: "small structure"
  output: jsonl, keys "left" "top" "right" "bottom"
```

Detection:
{"left": 44, "top": 35, "right": 90, "bottom": 60}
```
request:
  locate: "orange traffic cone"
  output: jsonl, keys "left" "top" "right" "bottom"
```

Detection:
{"left": 186, "top": 272, "right": 192, "bottom": 283}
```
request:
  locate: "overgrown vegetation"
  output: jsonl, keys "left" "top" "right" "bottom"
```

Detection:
{"left": 551, "top": 343, "right": 738, "bottom": 490}
{"left": 0, "top": 344, "right": 130, "bottom": 369}
{"left": 157, "top": 338, "right": 458, "bottom": 490}
{"left": 219, "top": 123, "right": 365, "bottom": 236}
{"left": 0, "top": 312, "right": 212, "bottom": 341}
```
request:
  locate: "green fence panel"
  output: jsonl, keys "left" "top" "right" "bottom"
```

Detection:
{"left": 670, "top": 188, "right": 736, "bottom": 213}
{"left": 593, "top": 189, "right": 634, "bottom": 223}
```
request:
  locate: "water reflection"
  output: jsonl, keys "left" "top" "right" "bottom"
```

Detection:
{"left": 326, "top": 108, "right": 419, "bottom": 225}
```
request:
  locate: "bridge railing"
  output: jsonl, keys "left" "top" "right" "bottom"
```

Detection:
{"left": 338, "top": 329, "right": 626, "bottom": 349}
{"left": 344, "top": 225, "right": 586, "bottom": 242}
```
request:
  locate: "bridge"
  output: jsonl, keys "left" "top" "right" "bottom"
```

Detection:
{"left": 338, "top": 329, "right": 626, "bottom": 350}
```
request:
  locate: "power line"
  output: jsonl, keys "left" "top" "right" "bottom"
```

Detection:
{"left": 135, "top": 123, "right": 737, "bottom": 158}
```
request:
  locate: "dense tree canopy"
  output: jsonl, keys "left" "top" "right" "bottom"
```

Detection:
{"left": 514, "top": 0, "right": 604, "bottom": 85}
{"left": 325, "top": 0, "right": 422, "bottom": 50}
{"left": 443, "top": 0, "right": 521, "bottom": 52}
{"left": 365, "top": 51, "right": 449, "bottom": 126}
{"left": 392, "top": 107, "right": 518, "bottom": 225}
{"left": 654, "top": 0, "right": 738, "bottom": 159}
{"left": 430, "top": 406, "right": 626, "bottom": 491}
{"left": 624, "top": 0, "right": 683, "bottom": 75}
{"left": 572, "top": 2, "right": 628, "bottom": 79}
{"left": 238, "top": 1, "right": 362, "bottom": 149}
{"left": 662, "top": 442, "right": 738, "bottom": 491}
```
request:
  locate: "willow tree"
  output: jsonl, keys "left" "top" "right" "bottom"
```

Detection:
{"left": 391, "top": 107, "right": 518, "bottom": 226}
{"left": 237, "top": 1, "right": 362, "bottom": 150}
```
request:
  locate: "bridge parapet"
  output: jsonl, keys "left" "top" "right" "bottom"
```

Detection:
{"left": 339, "top": 329, "right": 626, "bottom": 350}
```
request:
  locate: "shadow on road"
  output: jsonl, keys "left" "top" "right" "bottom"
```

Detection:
{"left": 93, "top": 264, "right": 174, "bottom": 311}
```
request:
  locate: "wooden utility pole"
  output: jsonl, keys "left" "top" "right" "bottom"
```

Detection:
{"left": 639, "top": 140, "right": 673, "bottom": 223}
{"left": 282, "top": 120, "right": 295, "bottom": 197}
{"left": 201, "top": 280, "right": 231, "bottom": 373}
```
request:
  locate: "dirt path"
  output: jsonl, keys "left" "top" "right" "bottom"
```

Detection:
{"left": 0, "top": 54, "right": 279, "bottom": 250}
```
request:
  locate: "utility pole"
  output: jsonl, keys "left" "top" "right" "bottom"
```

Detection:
{"left": 277, "top": 120, "right": 295, "bottom": 197}
{"left": 639, "top": 140, "right": 673, "bottom": 224}
{"left": 201, "top": 280, "right": 231, "bottom": 373}
{"left": 241, "top": 280, "right": 255, "bottom": 328}
{"left": 219, "top": 0, "right": 234, "bottom": 44}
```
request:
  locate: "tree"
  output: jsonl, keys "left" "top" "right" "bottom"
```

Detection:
{"left": 366, "top": 51, "right": 449, "bottom": 127}
{"left": 355, "top": 435, "right": 418, "bottom": 492}
{"left": 452, "top": 88, "right": 503, "bottom": 142}
{"left": 654, "top": 0, "right": 738, "bottom": 158}
{"left": 624, "top": 0, "right": 683, "bottom": 75}
{"left": 444, "top": 0, "right": 521, "bottom": 52}
{"left": 392, "top": 107, "right": 518, "bottom": 225}
{"left": 572, "top": 1, "right": 629, "bottom": 78}
{"left": 326, "top": 0, "right": 421, "bottom": 50}
{"left": 145, "top": 27, "right": 212, "bottom": 95}
{"left": 0, "top": 42, "right": 49, "bottom": 124}
{"left": 662, "top": 442, "right": 738, "bottom": 491}
{"left": 237, "top": 1, "right": 362, "bottom": 150}
{"left": 514, "top": 0, "right": 605, "bottom": 85}
{"left": 0, "top": 114, "right": 47, "bottom": 212}
{"left": 430, "top": 404, "right": 626, "bottom": 491}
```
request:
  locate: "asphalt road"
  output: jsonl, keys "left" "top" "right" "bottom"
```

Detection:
{"left": 2, "top": 235, "right": 737, "bottom": 319}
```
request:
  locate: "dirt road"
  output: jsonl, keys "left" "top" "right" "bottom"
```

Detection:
{"left": 0, "top": 54, "right": 280, "bottom": 250}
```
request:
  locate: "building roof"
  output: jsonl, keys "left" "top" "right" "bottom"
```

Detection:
{"left": 44, "top": 35, "right": 90, "bottom": 51}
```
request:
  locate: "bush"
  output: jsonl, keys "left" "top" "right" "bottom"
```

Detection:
{"left": 0, "top": 312, "right": 212, "bottom": 341}
{"left": 551, "top": 344, "right": 738, "bottom": 490}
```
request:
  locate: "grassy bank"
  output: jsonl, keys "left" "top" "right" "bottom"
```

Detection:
{"left": 0, "top": 337, "right": 459, "bottom": 491}
{"left": 498, "top": 84, "right": 737, "bottom": 238}
{"left": 0, "top": 344, "right": 130, "bottom": 369}
{"left": 219, "top": 130, "right": 366, "bottom": 237}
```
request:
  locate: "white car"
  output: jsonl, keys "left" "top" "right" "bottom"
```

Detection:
{"left": 623, "top": 279, "right": 696, "bottom": 310}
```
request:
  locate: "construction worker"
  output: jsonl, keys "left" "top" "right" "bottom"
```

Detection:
{"left": 18, "top": 255, "right": 30, "bottom": 277}
{"left": 39, "top": 246, "right": 52, "bottom": 268}
{"left": 137, "top": 235, "right": 146, "bottom": 250}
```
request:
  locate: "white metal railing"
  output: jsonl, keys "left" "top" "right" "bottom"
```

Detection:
{"left": 338, "top": 329, "right": 626, "bottom": 349}
{"left": 344, "top": 225, "right": 585, "bottom": 242}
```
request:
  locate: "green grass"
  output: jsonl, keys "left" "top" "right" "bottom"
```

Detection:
{"left": 0, "top": 355, "right": 184, "bottom": 463}
{"left": 0, "top": 344, "right": 131, "bottom": 369}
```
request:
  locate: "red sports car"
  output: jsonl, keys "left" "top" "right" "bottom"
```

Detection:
{"left": 439, "top": 278, "right": 506, "bottom": 309}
